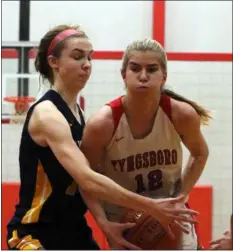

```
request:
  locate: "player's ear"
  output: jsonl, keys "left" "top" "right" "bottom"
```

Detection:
{"left": 48, "top": 55, "right": 60, "bottom": 70}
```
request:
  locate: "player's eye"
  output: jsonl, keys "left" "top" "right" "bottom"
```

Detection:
{"left": 147, "top": 67, "right": 157, "bottom": 73}
{"left": 130, "top": 66, "right": 141, "bottom": 72}
{"left": 74, "top": 55, "right": 83, "bottom": 61}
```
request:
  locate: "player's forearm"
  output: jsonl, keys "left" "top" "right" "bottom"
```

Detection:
{"left": 81, "top": 170, "right": 155, "bottom": 215}
{"left": 80, "top": 190, "right": 108, "bottom": 226}
{"left": 58, "top": 146, "right": 155, "bottom": 215}
{"left": 180, "top": 154, "right": 208, "bottom": 197}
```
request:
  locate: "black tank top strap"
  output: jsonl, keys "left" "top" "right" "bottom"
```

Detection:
{"left": 77, "top": 105, "right": 85, "bottom": 126}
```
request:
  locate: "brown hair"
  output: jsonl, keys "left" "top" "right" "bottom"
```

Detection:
{"left": 121, "top": 39, "right": 212, "bottom": 125}
{"left": 35, "top": 24, "right": 88, "bottom": 85}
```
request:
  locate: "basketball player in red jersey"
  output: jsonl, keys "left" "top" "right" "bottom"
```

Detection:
{"left": 80, "top": 38, "right": 211, "bottom": 249}
{"left": 6, "top": 27, "right": 198, "bottom": 250}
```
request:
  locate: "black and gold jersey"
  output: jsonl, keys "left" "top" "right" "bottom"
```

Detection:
{"left": 8, "top": 90, "right": 87, "bottom": 227}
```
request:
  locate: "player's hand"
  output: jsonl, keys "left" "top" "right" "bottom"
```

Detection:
{"left": 171, "top": 196, "right": 194, "bottom": 236}
{"left": 151, "top": 195, "right": 199, "bottom": 238}
{"left": 100, "top": 220, "right": 141, "bottom": 250}
{"left": 209, "top": 230, "right": 232, "bottom": 250}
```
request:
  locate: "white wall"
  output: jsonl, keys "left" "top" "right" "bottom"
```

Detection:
{"left": 2, "top": 1, "right": 20, "bottom": 41}
{"left": 2, "top": 1, "right": 153, "bottom": 49}
{"left": 30, "top": 1, "right": 152, "bottom": 50}
{"left": 2, "top": 0, "right": 232, "bottom": 239}
{"left": 165, "top": 1, "right": 232, "bottom": 52}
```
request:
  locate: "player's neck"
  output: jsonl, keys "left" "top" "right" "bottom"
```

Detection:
{"left": 52, "top": 82, "right": 79, "bottom": 113}
{"left": 123, "top": 92, "right": 160, "bottom": 120}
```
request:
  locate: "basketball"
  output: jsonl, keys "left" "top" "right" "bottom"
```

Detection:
{"left": 121, "top": 209, "right": 182, "bottom": 250}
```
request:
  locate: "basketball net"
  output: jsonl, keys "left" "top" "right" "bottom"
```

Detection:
{"left": 4, "top": 96, "right": 35, "bottom": 125}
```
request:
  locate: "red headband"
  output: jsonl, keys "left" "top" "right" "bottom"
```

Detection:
{"left": 47, "top": 29, "right": 81, "bottom": 56}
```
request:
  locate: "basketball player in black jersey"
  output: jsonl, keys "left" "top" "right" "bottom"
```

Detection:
{"left": 6, "top": 24, "right": 199, "bottom": 250}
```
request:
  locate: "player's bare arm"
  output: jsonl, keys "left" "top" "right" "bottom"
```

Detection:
{"left": 172, "top": 99, "right": 209, "bottom": 199}
{"left": 80, "top": 105, "right": 200, "bottom": 249}
{"left": 80, "top": 106, "right": 142, "bottom": 249}
{"left": 28, "top": 101, "right": 198, "bottom": 225}
{"left": 29, "top": 102, "right": 150, "bottom": 209}
{"left": 79, "top": 105, "right": 115, "bottom": 224}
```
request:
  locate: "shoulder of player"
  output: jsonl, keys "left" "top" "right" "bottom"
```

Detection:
{"left": 84, "top": 105, "right": 114, "bottom": 136}
{"left": 170, "top": 98, "right": 200, "bottom": 128}
{"left": 32, "top": 100, "right": 68, "bottom": 128}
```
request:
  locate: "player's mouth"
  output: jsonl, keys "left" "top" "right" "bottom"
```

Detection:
{"left": 137, "top": 86, "right": 149, "bottom": 90}
{"left": 79, "top": 74, "right": 89, "bottom": 80}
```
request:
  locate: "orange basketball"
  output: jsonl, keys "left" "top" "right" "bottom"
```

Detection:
{"left": 121, "top": 209, "right": 182, "bottom": 250}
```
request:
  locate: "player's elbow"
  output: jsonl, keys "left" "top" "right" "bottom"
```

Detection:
{"left": 195, "top": 147, "right": 209, "bottom": 165}
{"left": 202, "top": 144, "right": 209, "bottom": 161}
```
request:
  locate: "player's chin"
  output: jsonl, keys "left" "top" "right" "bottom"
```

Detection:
{"left": 77, "top": 79, "right": 89, "bottom": 90}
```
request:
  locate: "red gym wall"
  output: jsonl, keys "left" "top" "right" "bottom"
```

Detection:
{"left": 2, "top": 1, "right": 231, "bottom": 250}
{"left": 2, "top": 183, "right": 213, "bottom": 249}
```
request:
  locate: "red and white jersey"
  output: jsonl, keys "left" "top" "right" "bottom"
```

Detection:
{"left": 99, "top": 95, "right": 183, "bottom": 222}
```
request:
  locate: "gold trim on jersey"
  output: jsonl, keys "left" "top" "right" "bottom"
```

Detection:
{"left": 21, "top": 161, "right": 52, "bottom": 224}
{"left": 8, "top": 230, "right": 43, "bottom": 250}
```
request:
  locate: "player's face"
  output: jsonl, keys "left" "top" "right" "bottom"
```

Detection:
{"left": 53, "top": 37, "right": 93, "bottom": 91}
{"left": 122, "top": 51, "right": 166, "bottom": 96}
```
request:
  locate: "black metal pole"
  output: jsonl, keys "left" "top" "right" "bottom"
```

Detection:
{"left": 18, "top": 0, "right": 30, "bottom": 97}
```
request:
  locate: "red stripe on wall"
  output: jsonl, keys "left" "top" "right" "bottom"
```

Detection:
{"left": 1, "top": 119, "right": 10, "bottom": 124}
{"left": 2, "top": 48, "right": 232, "bottom": 61}
{"left": 2, "top": 49, "right": 19, "bottom": 58}
{"left": 167, "top": 52, "right": 233, "bottom": 61}
{"left": 152, "top": 0, "right": 165, "bottom": 47}
{"left": 91, "top": 51, "right": 124, "bottom": 60}
{"left": 1, "top": 49, "right": 124, "bottom": 60}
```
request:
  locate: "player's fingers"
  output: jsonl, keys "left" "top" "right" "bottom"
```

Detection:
{"left": 166, "top": 212, "right": 198, "bottom": 224}
{"left": 166, "top": 208, "right": 199, "bottom": 216}
{"left": 209, "top": 244, "right": 220, "bottom": 250}
{"left": 223, "top": 230, "right": 230, "bottom": 235}
{"left": 174, "top": 220, "right": 190, "bottom": 234}
{"left": 173, "top": 215, "right": 198, "bottom": 224}
{"left": 209, "top": 238, "right": 222, "bottom": 245}
{"left": 121, "top": 222, "right": 136, "bottom": 230}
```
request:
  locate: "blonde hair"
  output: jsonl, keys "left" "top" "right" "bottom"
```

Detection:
{"left": 121, "top": 39, "right": 212, "bottom": 125}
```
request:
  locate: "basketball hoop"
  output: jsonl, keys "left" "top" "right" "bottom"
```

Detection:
{"left": 3, "top": 96, "right": 36, "bottom": 124}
